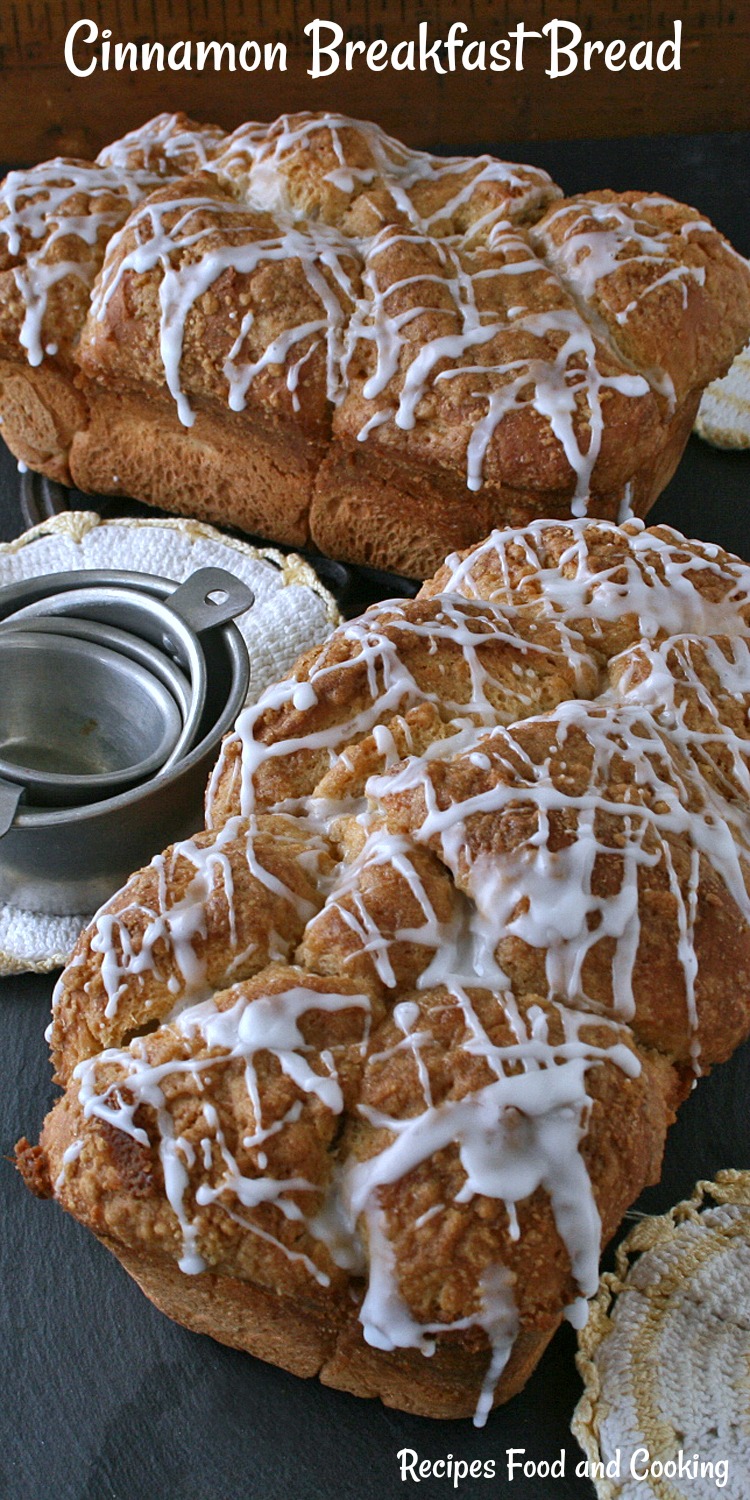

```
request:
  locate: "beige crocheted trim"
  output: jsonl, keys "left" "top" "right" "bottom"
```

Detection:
{"left": 0, "top": 510, "right": 342, "bottom": 625}
{"left": 573, "top": 1170, "right": 750, "bottom": 1500}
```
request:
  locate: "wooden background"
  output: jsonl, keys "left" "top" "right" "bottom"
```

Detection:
{"left": 0, "top": 0, "right": 747, "bottom": 163}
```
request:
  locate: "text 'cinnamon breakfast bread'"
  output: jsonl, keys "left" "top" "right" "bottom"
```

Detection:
{"left": 18, "top": 518, "right": 750, "bottom": 1422}
{"left": 2, "top": 114, "right": 750, "bottom": 574}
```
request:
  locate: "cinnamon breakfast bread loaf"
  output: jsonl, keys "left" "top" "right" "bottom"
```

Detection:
{"left": 18, "top": 518, "right": 750, "bottom": 1422}
{"left": 2, "top": 113, "right": 750, "bottom": 574}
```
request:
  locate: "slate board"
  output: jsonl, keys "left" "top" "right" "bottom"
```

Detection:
{"left": 1, "top": 131, "right": 749, "bottom": 1500}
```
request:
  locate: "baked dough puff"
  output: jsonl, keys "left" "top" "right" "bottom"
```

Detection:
{"left": 377, "top": 702, "right": 750, "bottom": 1067}
{"left": 20, "top": 518, "right": 750, "bottom": 1424}
{"left": 311, "top": 225, "right": 667, "bottom": 575}
{"left": 320, "top": 986, "right": 679, "bottom": 1420}
{"left": 0, "top": 116, "right": 224, "bottom": 370}
{"left": 0, "top": 162, "right": 136, "bottom": 481}
{"left": 72, "top": 167, "right": 361, "bottom": 542}
{"left": 329, "top": 223, "right": 664, "bottom": 504}
{"left": 95, "top": 111, "right": 226, "bottom": 179}
{"left": 0, "top": 114, "right": 227, "bottom": 480}
{"left": 49, "top": 816, "right": 336, "bottom": 1084}
{"left": 34, "top": 970, "right": 676, "bottom": 1418}
{"left": 610, "top": 632, "right": 750, "bottom": 811}
{"left": 205, "top": 593, "right": 599, "bottom": 828}
{"left": 218, "top": 112, "right": 413, "bottom": 236}
{"left": 398, "top": 148, "right": 559, "bottom": 241}
{"left": 77, "top": 175, "right": 357, "bottom": 434}
{"left": 39, "top": 965, "right": 377, "bottom": 1376}
{"left": 0, "top": 166, "right": 134, "bottom": 369}
{"left": 299, "top": 815, "right": 462, "bottom": 999}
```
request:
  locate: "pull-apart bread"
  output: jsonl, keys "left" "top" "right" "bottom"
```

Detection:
{"left": 2, "top": 113, "right": 750, "bottom": 575}
{"left": 18, "top": 518, "right": 750, "bottom": 1422}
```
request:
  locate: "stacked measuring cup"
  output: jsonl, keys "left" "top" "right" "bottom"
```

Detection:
{"left": 0, "top": 566, "right": 253, "bottom": 914}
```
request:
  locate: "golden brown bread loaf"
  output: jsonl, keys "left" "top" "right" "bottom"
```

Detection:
{"left": 18, "top": 517, "right": 750, "bottom": 1422}
{"left": 2, "top": 113, "right": 750, "bottom": 575}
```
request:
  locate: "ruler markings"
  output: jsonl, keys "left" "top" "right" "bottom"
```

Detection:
{"left": 0, "top": 0, "right": 746, "bottom": 156}
{"left": 0, "top": 0, "right": 742, "bottom": 63}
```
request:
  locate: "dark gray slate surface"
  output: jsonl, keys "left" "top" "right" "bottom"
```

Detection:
{"left": 1, "top": 132, "right": 749, "bottom": 1500}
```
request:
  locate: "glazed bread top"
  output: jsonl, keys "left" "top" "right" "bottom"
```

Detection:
{"left": 41, "top": 518, "right": 750, "bottom": 1424}
{"left": 2, "top": 111, "right": 750, "bottom": 513}
{"left": 0, "top": 115, "right": 226, "bottom": 371}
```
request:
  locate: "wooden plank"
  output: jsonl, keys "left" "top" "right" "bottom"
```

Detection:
{"left": 0, "top": 0, "right": 747, "bottom": 163}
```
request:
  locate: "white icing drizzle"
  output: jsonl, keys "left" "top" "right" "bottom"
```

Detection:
{"left": 0, "top": 114, "right": 227, "bottom": 366}
{"left": 335, "top": 987, "right": 639, "bottom": 1425}
{"left": 356, "top": 407, "right": 393, "bottom": 441}
{"left": 73, "top": 979, "right": 372, "bottom": 1277}
{"left": 207, "top": 589, "right": 593, "bottom": 826}
{"left": 53, "top": 1138, "right": 83, "bottom": 1194}
{"left": 7, "top": 110, "right": 734, "bottom": 504}
{"left": 0, "top": 161, "right": 143, "bottom": 365}
{"left": 617, "top": 481, "right": 635, "bottom": 524}
{"left": 72, "top": 815, "right": 325, "bottom": 1022}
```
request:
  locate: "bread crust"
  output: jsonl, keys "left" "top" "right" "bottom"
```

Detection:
{"left": 105, "top": 1238, "right": 558, "bottom": 1417}
{"left": 69, "top": 387, "right": 320, "bottom": 546}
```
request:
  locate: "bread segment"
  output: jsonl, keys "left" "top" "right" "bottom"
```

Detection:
{"left": 530, "top": 190, "right": 750, "bottom": 412}
{"left": 2, "top": 113, "right": 749, "bottom": 573}
{"left": 322, "top": 221, "right": 663, "bottom": 523}
{"left": 19, "top": 517, "right": 750, "bottom": 1424}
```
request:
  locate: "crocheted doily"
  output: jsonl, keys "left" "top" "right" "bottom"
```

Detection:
{"left": 0, "top": 511, "right": 339, "bottom": 975}
{"left": 694, "top": 337, "right": 750, "bottom": 449}
{"left": 573, "top": 1170, "right": 750, "bottom": 1500}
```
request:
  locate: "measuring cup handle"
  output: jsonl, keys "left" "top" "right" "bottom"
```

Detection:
{"left": 0, "top": 777, "right": 23, "bottom": 838}
{"left": 165, "top": 568, "right": 254, "bottom": 635}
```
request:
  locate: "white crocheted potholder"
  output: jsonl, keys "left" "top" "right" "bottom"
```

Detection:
{"left": 0, "top": 511, "right": 339, "bottom": 975}
{"left": 573, "top": 1171, "right": 750, "bottom": 1500}
{"left": 694, "top": 337, "right": 750, "bottom": 449}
